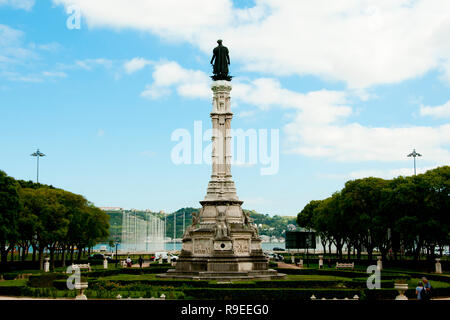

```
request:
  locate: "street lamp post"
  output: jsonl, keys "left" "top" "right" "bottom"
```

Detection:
{"left": 164, "top": 211, "right": 166, "bottom": 249}
{"left": 407, "top": 149, "right": 422, "bottom": 175}
{"left": 30, "top": 149, "right": 46, "bottom": 183}
{"left": 115, "top": 239, "right": 119, "bottom": 268}
{"left": 173, "top": 212, "right": 176, "bottom": 250}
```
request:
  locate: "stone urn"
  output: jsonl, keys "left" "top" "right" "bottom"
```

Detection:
{"left": 377, "top": 256, "right": 383, "bottom": 271}
{"left": 44, "top": 257, "right": 50, "bottom": 273}
{"left": 74, "top": 281, "right": 88, "bottom": 300}
{"left": 435, "top": 258, "right": 442, "bottom": 274}
{"left": 394, "top": 282, "right": 408, "bottom": 300}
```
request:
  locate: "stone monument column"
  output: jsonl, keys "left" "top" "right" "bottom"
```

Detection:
{"left": 159, "top": 41, "right": 283, "bottom": 280}
{"left": 205, "top": 81, "right": 237, "bottom": 202}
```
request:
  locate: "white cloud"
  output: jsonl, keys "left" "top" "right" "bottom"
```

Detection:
{"left": 1, "top": 71, "right": 43, "bottom": 82}
{"left": 284, "top": 122, "right": 450, "bottom": 163}
{"left": 53, "top": 0, "right": 450, "bottom": 88}
{"left": 0, "top": 0, "right": 34, "bottom": 10}
{"left": 149, "top": 61, "right": 450, "bottom": 164}
{"left": 124, "top": 57, "right": 152, "bottom": 74}
{"left": 42, "top": 71, "right": 67, "bottom": 78}
{"left": 0, "top": 24, "right": 35, "bottom": 64}
{"left": 75, "top": 58, "right": 113, "bottom": 70}
{"left": 238, "top": 110, "right": 256, "bottom": 118}
{"left": 0, "top": 25, "right": 65, "bottom": 83}
{"left": 420, "top": 100, "right": 450, "bottom": 118}
{"left": 141, "top": 61, "right": 210, "bottom": 99}
{"left": 139, "top": 61, "right": 450, "bottom": 164}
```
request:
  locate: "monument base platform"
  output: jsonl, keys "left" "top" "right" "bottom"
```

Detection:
{"left": 158, "top": 269, "right": 285, "bottom": 281}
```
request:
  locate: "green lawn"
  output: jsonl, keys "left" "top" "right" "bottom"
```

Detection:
{"left": 283, "top": 274, "right": 348, "bottom": 281}
{"left": 98, "top": 274, "right": 159, "bottom": 281}
{"left": 0, "top": 279, "right": 27, "bottom": 287}
{"left": 1, "top": 263, "right": 449, "bottom": 300}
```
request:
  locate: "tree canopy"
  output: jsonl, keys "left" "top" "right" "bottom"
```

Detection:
{"left": 0, "top": 170, "right": 109, "bottom": 270}
{"left": 297, "top": 166, "right": 450, "bottom": 261}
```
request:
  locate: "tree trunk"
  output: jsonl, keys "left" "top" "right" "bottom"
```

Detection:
{"left": 77, "top": 246, "right": 82, "bottom": 262}
{"left": 10, "top": 245, "right": 15, "bottom": 262}
{"left": 49, "top": 246, "right": 55, "bottom": 271}
{"left": 414, "top": 241, "right": 422, "bottom": 261}
{"left": 347, "top": 243, "right": 351, "bottom": 260}
{"left": 70, "top": 246, "right": 74, "bottom": 264}
{"left": 31, "top": 245, "right": 36, "bottom": 262}
{"left": 356, "top": 243, "right": 361, "bottom": 260}
{"left": 61, "top": 247, "right": 66, "bottom": 268}
{"left": 38, "top": 248, "right": 44, "bottom": 270}
{"left": 367, "top": 245, "right": 373, "bottom": 263}
{"left": 21, "top": 245, "right": 27, "bottom": 262}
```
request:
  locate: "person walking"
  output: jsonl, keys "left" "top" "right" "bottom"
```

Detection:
{"left": 416, "top": 281, "right": 424, "bottom": 300}
{"left": 421, "top": 277, "right": 432, "bottom": 300}
{"left": 138, "top": 256, "right": 144, "bottom": 268}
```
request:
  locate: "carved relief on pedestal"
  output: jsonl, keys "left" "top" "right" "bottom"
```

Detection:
{"left": 193, "top": 238, "right": 212, "bottom": 256}
{"left": 233, "top": 239, "right": 250, "bottom": 256}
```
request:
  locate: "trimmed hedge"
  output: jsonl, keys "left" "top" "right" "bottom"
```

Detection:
{"left": 0, "top": 286, "right": 26, "bottom": 296}
{"left": 274, "top": 268, "right": 410, "bottom": 280}
{"left": 210, "top": 280, "right": 344, "bottom": 289}
{"left": 53, "top": 278, "right": 210, "bottom": 290}
{"left": 344, "top": 279, "right": 395, "bottom": 289}
{"left": 28, "top": 273, "right": 65, "bottom": 288}
{"left": 183, "top": 288, "right": 361, "bottom": 300}
{"left": 61, "top": 279, "right": 346, "bottom": 291}
{"left": 2, "top": 272, "right": 20, "bottom": 280}
{"left": 402, "top": 272, "right": 450, "bottom": 283}
{"left": 86, "top": 266, "right": 172, "bottom": 277}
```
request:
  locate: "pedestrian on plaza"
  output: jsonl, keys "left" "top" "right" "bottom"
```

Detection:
{"left": 420, "top": 277, "right": 432, "bottom": 300}
{"left": 416, "top": 281, "right": 424, "bottom": 300}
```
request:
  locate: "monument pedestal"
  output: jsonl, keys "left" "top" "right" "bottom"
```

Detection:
{"left": 159, "top": 80, "right": 283, "bottom": 280}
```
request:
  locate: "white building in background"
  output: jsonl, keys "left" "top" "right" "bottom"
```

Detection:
{"left": 99, "top": 207, "right": 123, "bottom": 211}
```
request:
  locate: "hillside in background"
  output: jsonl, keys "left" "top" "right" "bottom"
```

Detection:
{"left": 105, "top": 208, "right": 297, "bottom": 241}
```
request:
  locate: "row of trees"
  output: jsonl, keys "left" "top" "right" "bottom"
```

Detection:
{"left": 0, "top": 170, "right": 110, "bottom": 270}
{"left": 297, "top": 166, "right": 449, "bottom": 261}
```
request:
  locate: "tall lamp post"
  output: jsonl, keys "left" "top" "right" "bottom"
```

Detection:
{"left": 407, "top": 149, "right": 422, "bottom": 176}
{"left": 115, "top": 239, "right": 120, "bottom": 268}
{"left": 173, "top": 212, "right": 176, "bottom": 251}
{"left": 31, "top": 148, "right": 46, "bottom": 183}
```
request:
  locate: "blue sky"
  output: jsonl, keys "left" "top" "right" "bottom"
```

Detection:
{"left": 1, "top": 0, "right": 449, "bottom": 216}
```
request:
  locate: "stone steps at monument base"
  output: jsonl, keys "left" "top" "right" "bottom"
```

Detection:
{"left": 158, "top": 269, "right": 286, "bottom": 280}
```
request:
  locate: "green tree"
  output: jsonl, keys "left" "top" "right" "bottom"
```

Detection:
{"left": 0, "top": 171, "right": 21, "bottom": 266}
{"left": 340, "top": 177, "right": 388, "bottom": 261}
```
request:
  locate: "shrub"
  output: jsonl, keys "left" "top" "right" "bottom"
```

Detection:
{"left": 2, "top": 272, "right": 19, "bottom": 280}
{"left": 28, "top": 274, "right": 62, "bottom": 288}
{"left": 183, "top": 288, "right": 361, "bottom": 300}
{"left": 0, "top": 286, "right": 25, "bottom": 296}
